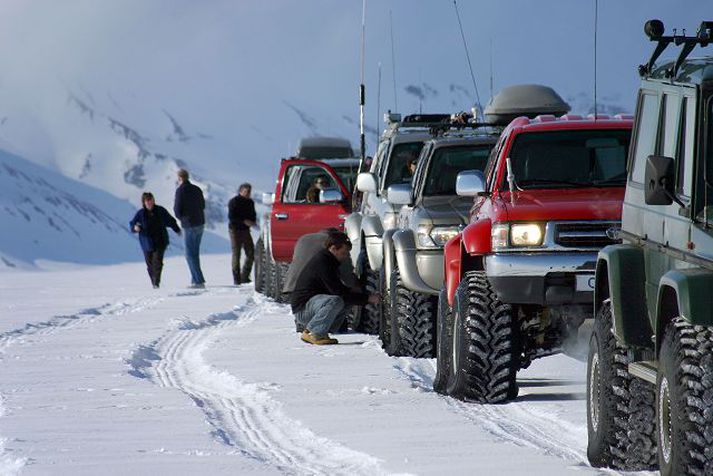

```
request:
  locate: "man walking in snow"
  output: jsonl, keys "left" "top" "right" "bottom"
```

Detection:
{"left": 291, "top": 231, "right": 379, "bottom": 345}
{"left": 227, "top": 183, "right": 257, "bottom": 285}
{"left": 130, "top": 192, "right": 181, "bottom": 288}
{"left": 174, "top": 168, "right": 206, "bottom": 288}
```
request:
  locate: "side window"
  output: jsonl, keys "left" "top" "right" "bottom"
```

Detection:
{"left": 630, "top": 92, "right": 661, "bottom": 183}
{"left": 290, "top": 166, "right": 337, "bottom": 204}
{"left": 661, "top": 93, "right": 680, "bottom": 158}
{"left": 281, "top": 165, "right": 298, "bottom": 202}
{"left": 677, "top": 95, "right": 695, "bottom": 197}
{"left": 486, "top": 133, "right": 507, "bottom": 191}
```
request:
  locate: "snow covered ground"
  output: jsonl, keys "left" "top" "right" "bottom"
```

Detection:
{"left": 0, "top": 255, "right": 653, "bottom": 475}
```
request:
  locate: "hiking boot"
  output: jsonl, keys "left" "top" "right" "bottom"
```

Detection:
{"left": 300, "top": 330, "right": 338, "bottom": 345}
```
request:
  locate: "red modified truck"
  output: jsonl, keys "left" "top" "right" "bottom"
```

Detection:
{"left": 434, "top": 113, "right": 633, "bottom": 403}
{"left": 255, "top": 156, "right": 359, "bottom": 300}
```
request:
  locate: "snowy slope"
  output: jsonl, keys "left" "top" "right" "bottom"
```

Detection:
{"left": 0, "top": 150, "right": 228, "bottom": 270}
{"left": 0, "top": 255, "right": 655, "bottom": 475}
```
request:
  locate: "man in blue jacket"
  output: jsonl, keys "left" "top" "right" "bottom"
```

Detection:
{"left": 173, "top": 169, "right": 206, "bottom": 288}
{"left": 130, "top": 192, "right": 181, "bottom": 288}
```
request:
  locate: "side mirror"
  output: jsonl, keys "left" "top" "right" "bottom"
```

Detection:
{"left": 456, "top": 170, "right": 486, "bottom": 197}
{"left": 262, "top": 192, "right": 274, "bottom": 206}
{"left": 644, "top": 155, "right": 675, "bottom": 205}
{"left": 320, "top": 187, "right": 344, "bottom": 203}
{"left": 386, "top": 183, "right": 412, "bottom": 205}
{"left": 356, "top": 172, "right": 377, "bottom": 193}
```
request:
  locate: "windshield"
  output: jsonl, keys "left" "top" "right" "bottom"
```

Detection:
{"left": 423, "top": 144, "right": 494, "bottom": 196}
{"left": 333, "top": 165, "right": 359, "bottom": 192}
{"left": 505, "top": 129, "right": 631, "bottom": 189}
{"left": 383, "top": 141, "right": 426, "bottom": 188}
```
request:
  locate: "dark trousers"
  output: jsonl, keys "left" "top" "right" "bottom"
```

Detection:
{"left": 229, "top": 228, "right": 254, "bottom": 284}
{"left": 143, "top": 246, "right": 166, "bottom": 286}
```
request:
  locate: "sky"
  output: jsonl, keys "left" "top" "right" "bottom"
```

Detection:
{"left": 0, "top": 0, "right": 709, "bottom": 191}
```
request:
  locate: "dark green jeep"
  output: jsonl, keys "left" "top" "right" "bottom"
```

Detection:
{"left": 586, "top": 20, "right": 713, "bottom": 474}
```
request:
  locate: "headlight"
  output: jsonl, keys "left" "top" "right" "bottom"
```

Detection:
{"left": 383, "top": 212, "right": 398, "bottom": 230}
{"left": 417, "top": 224, "right": 460, "bottom": 248}
{"left": 510, "top": 223, "right": 544, "bottom": 246}
{"left": 491, "top": 222, "right": 544, "bottom": 250}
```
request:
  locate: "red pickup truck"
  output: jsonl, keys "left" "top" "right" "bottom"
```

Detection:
{"left": 434, "top": 114, "right": 633, "bottom": 403}
{"left": 255, "top": 157, "right": 358, "bottom": 300}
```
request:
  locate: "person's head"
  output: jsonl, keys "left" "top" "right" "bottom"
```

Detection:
{"left": 239, "top": 183, "right": 252, "bottom": 198}
{"left": 314, "top": 175, "right": 329, "bottom": 190}
{"left": 407, "top": 157, "right": 418, "bottom": 176}
{"left": 177, "top": 168, "right": 189, "bottom": 184}
{"left": 324, "top": 231, "right": 352, "bottom": 262}
{"left": 141, "top": 192, "right": 155, "bottom": 210}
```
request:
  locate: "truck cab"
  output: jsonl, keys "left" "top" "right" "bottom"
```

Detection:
{"left": 586, "top": 19, "right": 713, "bottom": 474}
{"left": 437, "top": 104, "right": 632, "bottom": 403}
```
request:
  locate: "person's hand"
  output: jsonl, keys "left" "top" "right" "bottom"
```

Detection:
{"left": 367, "top": 293, "right": 381, "bottom": 305}
{"left": 133, "top": 224, "right": 141, "bottom": 232}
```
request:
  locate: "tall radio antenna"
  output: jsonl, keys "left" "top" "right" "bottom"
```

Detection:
{"left": 593, "top": 0, "right": 599, "bottom": 118}
{"left": 359, "top": 0, "right": 367, "bottom": 165}
{"left": 376, "top": 61, "right": 382, "bottom": 146}
{"left": 390, "top": 10, "right": 398, "bottom": 112}
{"left": 453, "top": 0, "right": 482, "bottom": 112}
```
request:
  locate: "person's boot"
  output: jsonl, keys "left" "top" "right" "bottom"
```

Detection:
{"left": 300, "top": 330, "right": 338, "bottom": 345}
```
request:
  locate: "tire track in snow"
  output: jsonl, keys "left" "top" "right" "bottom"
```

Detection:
{"left": 393, "top": 358, "right": 593, "bottom": 467}
{"left": 128, "top": 293, "right": 388, "bottom": 476}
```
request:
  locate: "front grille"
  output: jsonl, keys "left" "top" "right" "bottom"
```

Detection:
{"left": 554, "top": 222, "right": 619, "bottom": 248}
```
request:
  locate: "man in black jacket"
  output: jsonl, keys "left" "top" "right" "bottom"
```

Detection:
{"left": 291, "top": 231, "right": 380, "bottom": 345}
{"left": 173, "top": 169, "right": 206, "bottom": 288}
{"left": 228, "top": 183, "right": 257, "bottom": 285}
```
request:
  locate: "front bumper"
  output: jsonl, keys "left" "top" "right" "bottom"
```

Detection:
{"left": 485, "top": 252, "right": 598, "bottom": 305}
{"left": 393, "top": 230, "right": 442, "bottom": 296}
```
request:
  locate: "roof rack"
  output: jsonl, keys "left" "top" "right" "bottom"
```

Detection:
{"left": 639, "top": 19, "right": 713, "bottom": 78}
{"left": 428, "top": 112, "right": 502, "bottom": 137}
{"left": 384, "top": 111, "right": 452, "bottom": 130}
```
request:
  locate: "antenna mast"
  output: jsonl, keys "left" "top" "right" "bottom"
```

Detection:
{"left": 376, "top": 62, "right": 382, "bottom": 146}
{"left": 390, "top": 10, "right": 398, "bottom": 112}
{"left": 593, "top": 0, "right": 599, "bottom": 118}
{"left": 453, "top": 0, "right": 482, "bottom": 112}
{"left": 359, "top": 0, "right": 367, "bottom": 166}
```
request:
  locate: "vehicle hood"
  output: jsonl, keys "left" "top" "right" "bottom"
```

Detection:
{"left": 498, "top": 188, "right": 624, "bottom": 222}
{"left": 421, "top": 196, "right": 471, "bottom": 225}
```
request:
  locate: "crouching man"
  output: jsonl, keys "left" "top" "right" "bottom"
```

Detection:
{"left": 290, "top": 231, "right": 380, "bottom": 345}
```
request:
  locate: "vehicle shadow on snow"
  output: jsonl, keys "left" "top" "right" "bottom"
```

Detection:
{"left": 518, "top": 378, "right": 583, "bottom": 388}
{"left": 515, "top": 392, "right": 586, "bottom": 402}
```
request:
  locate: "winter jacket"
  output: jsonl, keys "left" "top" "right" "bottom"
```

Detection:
{"left": 282, "top": 231, "right": 357, "bottom": 294}
{"left": 228, "top": 195, "right": 256, "bottom": 230}
{"left": 130, "top": 205, "right": 180, "bottom": 253}
{"left": 290, "top": 249, "right": 368, "bottom": 313}
{"left": 174, "top": 181, "right": 206, "bottom": 227}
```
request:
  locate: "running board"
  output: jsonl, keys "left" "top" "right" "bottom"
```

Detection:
{"left": 628, "top": 361, "right": 658, "bottom": 384}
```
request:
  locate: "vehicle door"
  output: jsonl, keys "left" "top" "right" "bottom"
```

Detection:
{"left": 270, "top": 160, "right": 351, "bottom": 262}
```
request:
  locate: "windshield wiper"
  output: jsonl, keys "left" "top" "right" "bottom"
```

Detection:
{"left": 517, "top": 179, "right": 592, "bottom": 188}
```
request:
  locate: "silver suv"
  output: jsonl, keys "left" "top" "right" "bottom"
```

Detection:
{"left": 345, "top": 113, "right": 451, "bottom": 333}
{"left": 380, "top": 127, "right": 498, "bottom": 357}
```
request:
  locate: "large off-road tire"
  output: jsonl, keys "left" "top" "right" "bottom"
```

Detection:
{"left": 433, "top": 288, "right": 453, "bottom": 394}
{"left": 274, "top": 262, "right": 289, "bottom": 303}
{"left": 391, "top": 268, "right": 437, "bottom": 358}
{"left": 378, "top": 267, "right": 391, "bottom": 345}
{"left": 266, "top": 257, "right": 278, "bottom": 300}
{"left": 384, "top": 266, "right": 405, "bottom": 356}
{"left": 355, "top": 256, "right": 381, "bottom": 334}
{"left": 254, "top": 239, "right": 266, "bottom": 294}
{"left": 586, "top": 300, "right": 657, "bottom": 470}
{"left": 657, "top": 318, "right": 713, "bottom": 476}
{"left": 446, "top": 271, "right": 520, "bottom": 403}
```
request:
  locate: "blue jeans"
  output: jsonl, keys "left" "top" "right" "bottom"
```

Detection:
{"left": 295, "top": 294, "right": 346, "bottom": 336}
{"left": 183, "top": 225, "right": 205, "bottom": 285}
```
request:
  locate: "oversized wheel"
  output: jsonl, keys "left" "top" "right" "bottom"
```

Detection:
{"left": 378, "top": 267, "right": 391, "bottom": 345}
{"left": 657, "top": 318, "right": 713, "bottom": 475}
{"left": 384, "top": 266, "right": 405, "bottom": 356}
{"left": 274, "top": 262, "right": 289, "bottom": 303}
{"left": 254, "top": 239, "right": 266, "bottom": 294}
{"left": 433, "top": 288, "right": 453, "bottom": 394}
{"left": 446, "top": 271, "right": 519, "bottom": 403}
{"left": 392, "top": 268, "right": 437, "bottom": 358}
{"left": 353, "top": 251, "right": 380, "bottom": 334}
{"left": 266, "top": 257, "right": 278, "bottom": 300}
{"left": 586, "top": 300, "right": 656, "bottom": 470}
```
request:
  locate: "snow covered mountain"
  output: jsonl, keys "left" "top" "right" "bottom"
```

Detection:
{"left": 0, "top": 149, "right": 228, "bottom": 270}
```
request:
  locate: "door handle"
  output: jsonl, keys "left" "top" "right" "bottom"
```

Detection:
{"left": 275, "top": 213, "right": 289, "bottom": 220}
